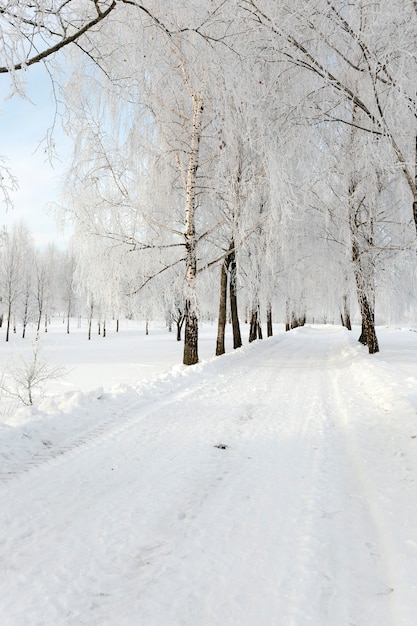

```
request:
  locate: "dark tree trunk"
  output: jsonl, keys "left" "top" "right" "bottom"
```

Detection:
{"left": 183, "top": 302, "right": 198, "bottom": 365}
{"left": 5, "top": 302, "right": 11, "bottom": 342}
{"left": 413, "top": 135, "right": 417, "bottom": 234}
{"left": 266, "top": 303, "right": 273, "bottom": 337}
{"left": 358, "top": 300, "right": 379, "bottom": 353}
{"left": 344, "top": 297, "right": 352, "bottom": 331}
{"left": 216, "top": 260, "right": 228, "bottom": 356}
{"left": 88, "top": 301, "right": 93, "bottom": 340}
{"left": 249, "top": 309, "right": 257, "bottom": 343}
{"left": 22, "top": 293, "right": 29, "bottom": 339}
{"left": 257, "top": 322, "right": 263, "bottom": 340}
{"left": 285, "top": 301, "right": 291, "bottom": 332}
{"left": 66, "top": 295, "right": 72, "bottom": 334}
{"left": 352, "top": 241, "right": 379, "bottom": 354}
{"left": 290, "top": 312, "right": 298, "bottom": 329}
{"left": 176, "top": 310, "right": 185, "bottom": 342}
{"left": 36, "top": 308, "right": 42, "bottom": 333}
{"left": 229, "top": 244, "right": 242, "bottom": 349}
{"left": 340, "top": 295, "right": 352, "bottom": 330}
{"left": 249, "top": 307, "right": 262, "bottom": 343}
{"left": 344, "top": 311, "right": 352, "bottom": 331}
{"left": 358, "top": 321, "right": 367, "bottom": 345}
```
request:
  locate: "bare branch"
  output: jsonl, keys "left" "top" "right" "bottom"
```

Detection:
{"left": 124, "top": 256, "right": 185, "bottom": 296}
{"left": 0, "top": 1, "right": 118, "bottom": 73}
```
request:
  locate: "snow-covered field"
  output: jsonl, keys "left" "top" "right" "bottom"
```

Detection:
{"left": 1, "top": 321, "right": 417, "bottom": 625}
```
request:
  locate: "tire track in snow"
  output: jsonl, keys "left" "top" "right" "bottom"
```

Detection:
{"left": 1, "top": 327, "right": 415, "bottom": 626}
{"left": 327, "top": 363, "right": 417, "bottom": 626}
{"left": 269, "top": 344, "right": 411, "bottom": 626}
{"left": 133, "top": 329, "right": 361, "bottom": 625}
{"left": 162, "top": 329, "right": 410, "bottom": 626}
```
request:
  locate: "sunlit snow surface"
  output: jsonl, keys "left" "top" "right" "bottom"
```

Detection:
{"left": 1, "top": 321, "right": 417, "bottom": 625}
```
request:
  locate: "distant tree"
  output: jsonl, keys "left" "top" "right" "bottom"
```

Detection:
{"left": 0, "top": 222, "right": 29, "bottom": 341}
{"left": 59, "top": 248, "right": 77, "bottom": 334}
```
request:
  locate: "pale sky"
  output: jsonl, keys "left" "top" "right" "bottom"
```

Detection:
{"left": 0, "top": 63, "right": 72, "bottom": 248}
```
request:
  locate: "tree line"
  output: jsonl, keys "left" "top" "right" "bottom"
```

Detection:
{"left": 1, "top": 1, "right": 417, "bottom": 362}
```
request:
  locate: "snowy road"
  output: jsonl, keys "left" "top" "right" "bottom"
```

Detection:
{"left": 1, "top": 326, "right": 417, "bottom": 625}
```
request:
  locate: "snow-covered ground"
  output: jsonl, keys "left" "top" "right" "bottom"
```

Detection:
{"left": 1, "top": 321, "right": 417, "bottom": 625}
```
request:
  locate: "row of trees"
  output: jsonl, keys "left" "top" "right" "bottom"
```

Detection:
{"left": 1, "top": 1, "right": 417, "bottom": 362}
{"left": 1, "top": 213, "right": 413, "bottom": 349}
{"left": 0, "top": 223, "right": 75, "bottom": 341}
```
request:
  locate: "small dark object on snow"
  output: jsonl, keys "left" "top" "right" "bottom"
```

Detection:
{"left": 215, "top": 443, "right": 228, "bottom": 449}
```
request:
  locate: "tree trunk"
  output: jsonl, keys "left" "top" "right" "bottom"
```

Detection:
{"left": 183, "top": 302, "right": 198, "bottom": 365}
{"left": 229, "top": 243, "right": 242, "bottom": 349}
{"left": 352, "top": 240, "right": 379, "bottom": 354}
{"left": 291, "top": 311, "right": 299, "bottom": 329}
{"left": 88, "top": 301, "right": 94, "bottom": 341}
{"left": 36, "top": 308, "right": 42, "bottom": 333}
{"left": 5, "top": 301, "right": 11, "bottom": 342}
{"left": 66, "top": 294, "right": 72, "bottom": 334}
{"left": 183, "top": 260, "right": 199, "bottom": 365}
{"left": 215, "top": 260, "right": 228, "bottom": 356}
{"left": 22, "top": 292, "right": 29, "bottom": 339}
{"left": 182, "top": 89, "right": 203, "bottom": 366}
{"left": 413, "top": 135, "right": 417, "bottom": 234}
{"left": 176, "top": 313, "right": 185, "bottom": 342}
{"left": 285, "top": 301, "right": 291, "bottom": 332}
{"left": 341, "top": 294, "right": 352, "bottom": 330}
{"left": 344, "top": 313, "right": 352, "bottom": 331}
{"left": 358, "top": 321, "right": 367, "bottom": 345}
{"left": 266, "top": 303, "right": 273, "bottom": 337}
{"left": 358, "top": 298, "right": 379, "bottom": 353}
{"left": 249, "top": 307, "right": 260, "bottom": 343}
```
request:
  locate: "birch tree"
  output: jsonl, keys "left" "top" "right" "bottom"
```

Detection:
{"left": 244, "top": 0, "right": 417, "bottom": 232}
{"left": 61, "top": 2, "right": 238, "bottom": 364}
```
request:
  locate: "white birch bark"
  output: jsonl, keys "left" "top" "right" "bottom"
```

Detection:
{"left": 182, "top": 78, "right": 204, "bottom": 365}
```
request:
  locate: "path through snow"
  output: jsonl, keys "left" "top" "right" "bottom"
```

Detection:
{"left": 1, "top": 326, "right": 417, "bottom": 625}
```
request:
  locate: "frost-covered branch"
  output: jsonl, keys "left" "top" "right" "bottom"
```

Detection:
{"left": 0, "top": 0, "right": 118, "bottom": 74}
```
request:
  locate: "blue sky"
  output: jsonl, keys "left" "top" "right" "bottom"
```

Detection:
{"left": 0, "top": 63, "right": 71, "bottom": 247}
